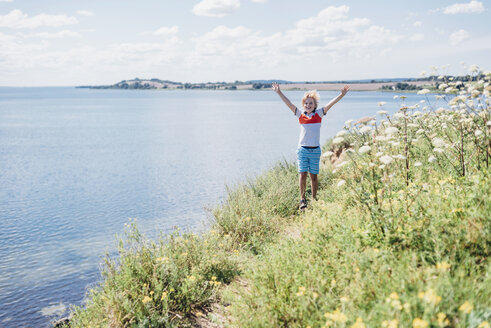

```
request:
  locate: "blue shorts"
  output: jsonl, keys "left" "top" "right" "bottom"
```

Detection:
{"left": 296, "top": 146, "right": 321, "bottom": 174}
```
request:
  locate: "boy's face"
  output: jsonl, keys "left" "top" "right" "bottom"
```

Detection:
{"left": 303, "top": 97, "right": 316, "bottom": 113}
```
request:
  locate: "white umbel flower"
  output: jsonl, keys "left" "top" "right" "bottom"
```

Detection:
{"left": 380, "top": 155, "right": 393, "bottom": 164}
{"left": 336, "top": 130, "right": 348, "bottom": 137}
{"left": 358, "top": 145, "right": 371, "bottom": 154}
{"left": 322, "top": 151, "right": 334, "bottom": 157}
{"left": 359, "top": 126, "right": 372, "bottom": 134}
{"left": 332, "top": 137, "right": 344, "bottom": 144}
{"left": 414, "top": 161, "right": 423, "bottom": 167}
{"left": 417, "top": 89, "right": 431, "bottom": 95}
{"left": 428, "top": 155, "right": 437, "bottom": 163}
{"left": 385, "top": 127, "right": 399, "bottom": 135}
{"left": 432, "top": 137, "right": 447, "bottom": 148}
{"left": 337, "top": 180, "right": 346, "bottom": 187}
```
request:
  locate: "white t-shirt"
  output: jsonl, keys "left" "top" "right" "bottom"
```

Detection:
{"left": 294, "top": 108, "right": 324, "bottom": 147}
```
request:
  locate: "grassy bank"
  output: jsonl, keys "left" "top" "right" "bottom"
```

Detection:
{"left": 66, "top": 73, "right": 490, "bottom": 327}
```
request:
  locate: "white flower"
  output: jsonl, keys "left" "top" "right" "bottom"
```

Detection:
{"left": 378, "top": 101, "right": 387, "bottom": 106}
{"left": 344, "top": 119, "right": 354, "bottom": 126}
{"left": 336, "top": 161, "right": 348, "bottom": 168}
{"left": 337, "top": 180, "right": 346, "bottom": 187}
{"left": 336, "top": 130, "right": 347, "bottom": 137}
{"left": 385, "top": 127, "right": 399, "bottom": 135}
{"left": 393, "top": 154, "right": 406, "bottom": 160}
{"left": 432, "top": 137, "right": 447, "bottom": 148}
{"left": 438, "top": 83, "right": 448, "bottom": 90}
{"left": 445, "top": 87, "right": 455, "bottom": 93}
{"left": 359, "top": 145, "right": 371, "bottom": 154}
{"left": 359, "top": 126, "right": 372, "bottom": 134}
{"left": 412, "top": 111, "right": 422, "bottom": 116}
{"left": 475, "top": 130, "right": 483, "bottom": 136}
{"left": 436, "top": 108, "right": 445, "bottom": 114}
{"left": 377, "top": 110, "right": 388, "bottom": 115}
{"left": 322, "top": 151, "right": 334, "bottom": 157}
{"left": 333, "top": 137, "right": 344, "bottom": 144}
{"left": 417, "top": 89, "right": 431, "bottom": 95}
{"left": 380, "top": 155, "right": 393, "bottom": 165}
{"left": 390, "top": 141, "right": 401, "bottom": 147}
{"left": 416, "top": 129, "right": 425, "bottom": 135}
{"left": 393, "top": 113, "right": 404, "bottom": 119}
{"left": 470, "top": 64, "right": 479, "bottom": 73}
{"left": 428, "top": 155, "right": 437, "bottom": 163}
{"left": 379, "top": 164, "right": 386, "bottom": 169}
{"left": 408, "top": 123, "right": 419, "bottom": 128}
{"left": 414, "top": 161, "right": 423, "bottom": 167}
{"left": 376, "top": 152, "right": 384, "bottom": 157}
{"left": 434, "top": 148, "right": 445, "bottom": 153}
{"left": 486, "top": 121, "right": 491, "bottom": 126}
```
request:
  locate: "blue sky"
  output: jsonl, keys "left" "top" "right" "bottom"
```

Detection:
{"left": 0, "top": 0, "right": 490, "bottom": 86}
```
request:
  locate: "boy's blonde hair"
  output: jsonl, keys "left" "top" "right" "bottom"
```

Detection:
{"left": 301, "top": 90, "right": 320, "bottom": 109}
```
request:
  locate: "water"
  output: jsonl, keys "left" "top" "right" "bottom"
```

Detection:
{"left": 0, "top": 87, "right": 428, "bottom": 327}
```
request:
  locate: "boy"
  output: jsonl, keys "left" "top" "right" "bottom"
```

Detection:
{"left": 272, "top": 82, "right": 349, "bottom": 210}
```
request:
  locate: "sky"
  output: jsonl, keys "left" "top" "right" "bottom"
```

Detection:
{"left": 0, "top": 0, "right": 490, "bottom": 86}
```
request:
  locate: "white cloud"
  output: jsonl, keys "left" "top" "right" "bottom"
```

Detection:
{"left": 250, "top": 0, "right": 267, "bottom": 2}
{"left": 409, "top": 33, "right": 425, "bottom": 41}
{"left": 21, "top": 30, "right": 82, "bottom": 39}
{"left": 153, "top": 25, "right": 179, "bottom": 36}
{"left": 449, "top": 29, "right": 470, "bottom": 45}
{"left": 77, "top": 10, "right": 94, "bottom": 17}
{"left": 413, "top": 21, "right": 422, "bottom": 27}
{"left": 0, "top": 0, "right": 14, "bottom": 2}
{"left": 192, "top": 0, "right": 240, "bottom": 17}
{"left": 443, "top": 1, "right": 484, "bottom": 14}
{"left": 0, "top": 9, "right": 78, "bottom": 29}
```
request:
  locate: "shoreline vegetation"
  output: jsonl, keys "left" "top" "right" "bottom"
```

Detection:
{"left": 63, "top": 71, "right": 490, "bottom": 327}
{"left": 77, "top": 73, "right": 487, "bottom": 92}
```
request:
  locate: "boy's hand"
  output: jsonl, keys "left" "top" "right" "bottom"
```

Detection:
{"left": 341, "top": 85, "right": 350, "bottom": 95}
{"left": 272, "top": 82, "right": 280, "bottom": 93}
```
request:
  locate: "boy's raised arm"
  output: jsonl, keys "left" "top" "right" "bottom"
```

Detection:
{"left": 322, "top": 85, "right": 350, "bottom": 115}
{"left": 272, "top": 82, "right": 297, "bottom": 114}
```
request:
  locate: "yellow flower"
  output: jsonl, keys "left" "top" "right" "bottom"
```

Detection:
{"left": 142, "top": 296, "right": 152, "bottom": 304}
{"left": 187, "top": 275, "right": 196, "bottom": 281}
{"left": 312, "top": 292, "right": 319, "bottom": 299}
{"left": 196, "top": 311, "right": 203, "bottom": 317}
{"left": 211, "top": 276, "right": 217, "bottom": 281}
{"left": 351, "top": 317, "right": 365, "bottom": 328}
{"left": 340, "top": 296, "right": 349, "bottom": 303}
{"left": 478, "top": 321, "right": 490, "bottom": 328}
{"left": 161, "top": 291, "right": 168, "bottom": 300}
{"left": 437, "top": 312, "right": 450, "bottom": 327}
{"left": 418, "top": 289, "right": 441, "bottom": 306}
{"left": 436, "top": 262, "right": 451, "bottom": 271}
{"left": 324, "top": 309, "right": 347, "bottom": 323}
{"left": 331, "top": 279, "right": 337, "bottom": 287}
{"left": 382, "top": 319, "right": 398, "bottom": 328}
{"left": 389, "top": 292, "right": 399, "bottom": 300}
{"left": 296, "top": 286, "right": 306, "bottom": 296}
{"left": 412, "top": 318, "right": 428, "bottom": 328}
{"left": 459, "top": 301, "right": 473, "bottom": 314}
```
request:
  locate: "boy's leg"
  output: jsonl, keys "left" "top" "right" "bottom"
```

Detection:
{"left": 309, "top": 173, "right": 318, "bottom": 200}
{"left": 299, "top": 172, "right": 308, "bottom": 200}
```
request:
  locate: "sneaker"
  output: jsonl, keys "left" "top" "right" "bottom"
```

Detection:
{"left": 299, "top": 199, "right": 307, "bottom": 210}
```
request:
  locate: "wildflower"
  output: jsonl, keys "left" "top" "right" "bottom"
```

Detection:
{"left": 375, "top": 135, "right": 387, "bottom": 142}
{"left": 414, "top": 161, "right": 423, "bottom": 167}
{"left": 312, "top": 292, "right": 319, "bottom": 299}
{"left": 437, "top": 313, "right": 450, "bottom": 327}
{"left": 478, "top": 322, "right": 490, "bottom": 328}
{"left": 393, "top": 154, "right": 406, "bottom": 160}
{"left": 337, "top": 180, "right": 346, "bottom": 187}
{"left": 428, "top": 155, "right": 437, "bottom": 163}
{"left": 331, "top": 279, "right": 336, "bottom": 287}
{"left": 296, "top": 286, "right": 306, "bottom": 296}
{"left": 475, "top": 130, "right": 483, "bottom": 136}
{"left": 432, "top": 138, "right": 447, "bottom": 148}
{"left": 459, "top": 301, "right": 473, "bottom": 314}
{"left": 324, "top": 309, "right": 347, "bottom": 323}
{"left": 380, "top": 155, "right": 393, "bottom": 165}
{"left": 336, "top": 161, "right": 348, "bottom": 168}
{"left": 345, "top": 119, "right": 354, "bottom": 126}
{"left": 333, "top": 137, "right": 344, "bottom": 144}
{"left": 412, "top": 318, "right": 429, "bottom": 328}
{"left": 322, "top": 151, "right": 334, "bottom": 157}
{"left": 417, "top": 89, "right": 431, "bottom": 95}
{"left": 385, "top": 127, "right": 399, "bottom": 135}
{"left": 436, "top": 261, "right": 450, "bottom": 271}
{"left": 161, "top": 291, "right": 168, "bottom": 300}
{"left": 378, "top": 101, "right": 387, "bottom": 106}
{"left": 358, "top": 145, "right": 371, "bottom": 154}
{"left": 377, "top": 110, "right": 388, "bottom": 115}
{"left": 142, "top": 296, "right": 152, "bottom": 304}
{"left": 434, "top": 148, "right": 445, "bottom": 153}
{"left": 439, "top": 83, "right": 448, "bottom": 90}
{"left": 196, "top": 311, "right": 203, "bottom": 317}
{"left": 351, "top": 317, "right": 365, "bottom": 328}
{"left": 470, "top": 64, "right": 479, "bottom": 73}
{"left": 188, "top": 275, "right": 196, "bottom": 281}
{"left": 340, "top": 296, "right": 349, "bottom": 303}
{"left": 336, "top": 130, "right": 348, "bottom": 137}
{"left": 359, "top": 126, "right": 372, "bottom": 133}
{"left": 393, "top": 113, "right": 404, "bottom": 119}
{"left": 382, "top": 319, "right": 398, "bottom": 328}
{"left": 418, "top": 289, "right": 441, "bottom": 306}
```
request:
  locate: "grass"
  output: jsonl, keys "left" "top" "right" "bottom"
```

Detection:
{"left": 66, "top": 70, "right": 490, "bottom": 328}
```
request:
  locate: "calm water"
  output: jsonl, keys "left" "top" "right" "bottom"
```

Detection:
{"left": 0, "top": 87, "right": 428, "bottom": 327}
